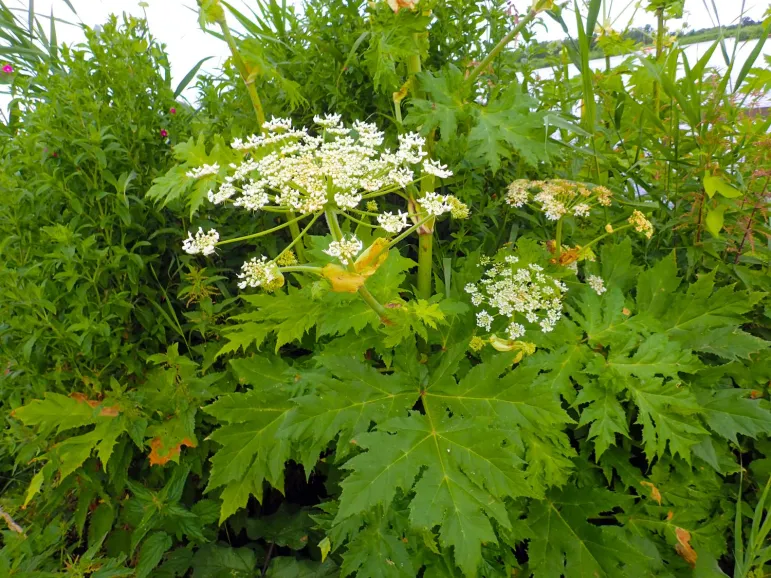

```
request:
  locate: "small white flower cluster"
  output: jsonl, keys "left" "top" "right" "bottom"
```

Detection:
{"left": 377, "top": 211, "right": 410, "bottom": 234}
{"left": 238, "top": 256, "right": 283, "bottom": 291}
{"left": 423, "top": 158, "right": 453, "bottom": 178}
{"left": 465, "top": 256, "right": 567, "bottom": 338}
{"left": 417, "top": 192, "right": 468, "bottom": 218}
{"left": 324, "top": 235, "right": 363, "bottom": 265}
{"left": 186, "top": 163, "right": 220, "bottom": 179}
{"left": 586, "top": 274, "right": 606, "bottom": 295}
{"left": 182, "top": 228, "right": 219, "bottom": 256}
{"left": 192, "top": 115, "right": 454, "bottom": 217}
{"left": 504, "top": 179, "right": 614, "bottom": 220}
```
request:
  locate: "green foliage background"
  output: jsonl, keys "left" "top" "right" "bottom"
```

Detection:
{"left": 1, "top": 0, "right": 770, "bottom": 576}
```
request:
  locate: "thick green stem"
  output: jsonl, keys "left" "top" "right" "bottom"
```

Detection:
{"left": 417, "top": 231, "right": 433, "bottom": 300}
{"left": 217, "top": 12, "right": 312, "bottom": 261}
{"left": 463, "top": 9, "right": 538, "bottom": 89}
{"left": 653, "top": 8, "right": 665, "bottom": 117}
{"left": 555, "top": 219, "right": 563, "bottom": 257}
{"left": 356, "top": 285, "right": 389, "bottom": 318}
{"left": 217, "top": 16, "right": 265, "bottom": 126}
{"left": 416, "top": 132, "right": 436, "bottom": 301}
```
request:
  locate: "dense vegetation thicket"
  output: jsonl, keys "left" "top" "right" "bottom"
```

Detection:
{"left": 1, "top": 0, "right": 771, "bottom": 576}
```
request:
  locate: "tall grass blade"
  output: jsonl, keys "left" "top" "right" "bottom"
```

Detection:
{"left": 584, "top": 0, "right": 601, "bottom": 38}
{"left": 733, "top": 21, "right": 770, "bottom": 93}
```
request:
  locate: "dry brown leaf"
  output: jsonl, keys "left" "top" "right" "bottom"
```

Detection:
{"left": 675, "top": 527, "right": 697, "bottom": 568}
{"left": 640, "top": 480, "right": 663, "bottom": 505}
{"left": 148, "top": 436, "right": 196, "bottom": 466}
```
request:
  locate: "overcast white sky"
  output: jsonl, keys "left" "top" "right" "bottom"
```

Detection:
{"left": 6, "top": 0, "right": 769, "bottom": 95}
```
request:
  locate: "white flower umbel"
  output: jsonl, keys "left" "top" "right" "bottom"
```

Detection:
{"left": 377, "top": 211, "right": 410, "bottom": 234}
{"left": 334, "top": 192, "right": 363, "bottom": 210}
{"left": 628, "top": 210, "right": 654, "bottom": 239}
{"left": 324, "top": 235, "right": 363, "bottom": 265}
{"left": 418, "top": 192, "right": 452, "bottom": 216}
{"left": 314, "top": 113, "right": 342, "bottom": 128}
{"left": 573, "top": 203, "right": 591, "bottom": 217}
{"left": 467, "top": 254, "right": 567, "bottom": 335}
{"left": 233, "top": 180, "right": 270, "bottom": 211}
{"left": 182, "top": 228, "right": 219, "bottom": 256}
{"left": 186, "top": 163, "right": 219, "bottom": 179}
{"left": 505, "top": 180, "right": 531, "bottom": 207}
{"left": 396, "top": 132, "right": 427, "bottom": 164}
{"left": 587, "top": 274, "right": 606, "bottom": 295}
{"left": 423, "top": 158, "right": 453, "bottom": 178}
{"left": 506, "top": 179, "right": 616, "bottom": 220}
{"left": 208, "top": 179, "right": 237, "bottom": 205}
{"left": 263, "top": 117, "right": 294, "bottom": 131}
{"left": 534, "top": 189, "right": 567, "bottom": 221}
{"left": 202, "top": 117, "right": 450, "bottom": 217}
{"left": 237, "top": 256, "right": 282, "bottom": 290}
{"left": 476, "top": 310, "right": 494, "bottom": 331}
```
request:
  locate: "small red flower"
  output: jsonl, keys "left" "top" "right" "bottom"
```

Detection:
{"left": 160, "top": 129, "right": 169, "bottom": 138}
{"left": 170, "top": 107, "right": 177, "bottom": 115}
{"left": 3, "top": 64, "right": 13, "bottom": 74}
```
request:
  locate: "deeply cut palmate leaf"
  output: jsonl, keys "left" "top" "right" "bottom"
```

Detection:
{"left": 203, "top": 356, "right": 297, "bottom": 523}
{"left": 336, "top": 413, "right": 526, "bottom": 577}
{"left": 526, "top": 485, "right": 663, "bottom": 577}
{"left": 333, "top": 350, "right": 573, "bottom": 576}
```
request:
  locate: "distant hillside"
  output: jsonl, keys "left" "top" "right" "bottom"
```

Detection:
{"left": 519, "top": 18, "right": 767, "bottom": 67}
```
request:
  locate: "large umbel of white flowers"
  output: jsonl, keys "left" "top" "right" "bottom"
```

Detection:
{"left": 181, "top": 114, "right": 465, "bottom": 292}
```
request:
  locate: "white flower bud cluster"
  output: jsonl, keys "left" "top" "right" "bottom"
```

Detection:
{"left": 237, "top": 256, "right": 282, "bottom": 291}
{"left": 186, "top": 163, "right": 219, "bottom": 179}
{"left": 423, "top": 158, "right": 453, "bottom": 178}
{"left": 465, "top": 256, "right": 567, "bottom": 338}
{"left": 586, "top": 274, "right": 606, "bottom": 295}
{"left": 182, "top": 228, "right": 219, "bottom": 256}
{"left": 504, "top": 179, "right": 615, "bottom": 220}
{"left": 324, "top": 235, "right": 363, "bottom": 265}
{"left": 377, "top": 211, "right": 410, "bottom": 234}
{"left": 417, "top": 192, "right": 467, "bottom": 217}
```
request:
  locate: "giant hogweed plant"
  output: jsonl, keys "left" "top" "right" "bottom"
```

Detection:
{"left": 113, "top": 107, "right": 768, "bottom": 576}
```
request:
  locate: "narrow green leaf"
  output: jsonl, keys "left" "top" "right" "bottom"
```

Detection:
{"left": 174, "top": 56, "right": 213, "bottom": 98}
{"left": 733, "top": 22, "right": 770, "bottom": 93}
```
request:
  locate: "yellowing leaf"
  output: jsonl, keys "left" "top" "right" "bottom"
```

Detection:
{"left": 319, "top": 537, "right": 331, "bottom": 562}
{"left": 354, "top": 238, "right": 390, "bottom": 276}
{"left": 322, "top": 264, "right": 366, "bottom": 293}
